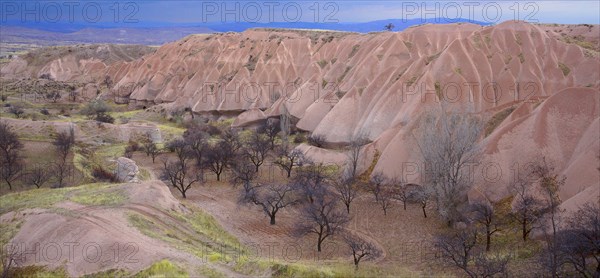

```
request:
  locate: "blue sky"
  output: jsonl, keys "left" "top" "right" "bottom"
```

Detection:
{"left": 1, "top": 1, "right": 599, "bottom": 27}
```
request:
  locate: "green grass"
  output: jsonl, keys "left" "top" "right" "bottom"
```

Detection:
{"left": 70, "top": 186, "right": 127, "bottom": 206}
{"left": 6, "top": 265, "right": 68, "bottom": 278}
{"left": 134, "top": 260, "right": 188, "bottom": 278}
{"left": 0, "top": 187, "right": 71, "bottom": 214}
{"left": 485, "top": 106, "right": 516, "bottom": 137}
{"left": 83, "top": 269, "right": 129, "bottom": 278}
{"left": 0, "top": 183, "right": 124, "bottom": 214}
{"left": 558, "top": 62, "right": 571, "bottom": 76}
{"left": 197, "top": 265, "right": 227, "bottom": 278}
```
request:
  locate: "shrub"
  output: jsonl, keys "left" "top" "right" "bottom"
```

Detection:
{"left": 8, "top": 106, "right": 24, "bottom": 118}
{"left": 40, "top": 108, "right": 50, "bottom": 115}
{"left": 294, "top": 133, "right": 307, "bottom": 144}
{"left": 308, "top": 134, "right": 326, "bottom": 147}
{"left": 95, "top": 112, "right": 115, "bottom": 124}
{"left": 92, "top": 166, "right": 117, "bottom": 182}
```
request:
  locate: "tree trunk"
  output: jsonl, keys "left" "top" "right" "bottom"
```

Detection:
{"left": 486, "top": 229, "right": 491, "bottom": 251}
{"left": 216, "top": 172, "right": 221, "bottom": 181}
{"left": 181, "top": 190, "right": 187, "bottom": 199}
{"left": 422, "top": 205, "right": 427, "bottom": 218}
{"left": 522, "top": 219, "right": 528, "bottom": 242}
{"left": 286, "top": 168, "right": 291, "bottom": 178}
{"left": 403, "top": 201, "right": 407, "bottom": 210}
{"left": 270, "top": 214, "right": 276, "bottom": 225}
{"left": 5, "top": 179, "right": 12, "bottom": 190}
{"left": 346, "top": 203, "right": 350, "bottom": 214}
{"left": 317, "top": 237, "right": 323, "bottom": 252}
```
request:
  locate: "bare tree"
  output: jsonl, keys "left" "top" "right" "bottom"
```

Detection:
{"left": 273, "top": 146, "right": 304, "bottom": 178}
{"left": 1, "top": 244, "right": 22, "bottom": 278}
{"left": 240, "top": 182, "right": 299, "bottom": 225}
{"left": 258, "top": 118, "right": 280, "bottom": 150}
{"left": 510, "top": 176, "right": 543, "bottom": 242}
{"left": 53, "top": 127, "right": 75, "bottom": 187}
{"left": 384, "top": 23, "right": 395, "bottom": 31}
{"left": 204, "top": 134, "right": 238, "bottom": 181}
{"left": 409, "top": 184, "right": 431, "bottom": 218}
{"left": 139, "top": 132, "right": 161, "bottom": 163}
{"left": 533, "top": 158, "right": 566, "bottom": 278}
{"left": 342, "top": 232, "right": 382, "bottom": 270}
{"left": 377, "top": 183, "right": 394, "bottom": 216}
{"left": 280, "top": 106, "right": 291, "bottom": 149}
{"left": 418, "top": 109, "right": 483, "bottom": 225}
{"left": 241, "top": 130, "right": 271, "bottom": 172}
{"left": 558, "top": 202, "right": 600, "bottom": 277}
{"left": 26, "top": 164, "right": 51, "bottom": 188}
{"left": 161, "top": 161, "right": 198, "bottom": 198}
{"left": 332, "top": 173, "right": 359, "bottom": 214}
{"left": 436, "top": 227, "right": 509, "bottom": 278}
{"left": 470, "top": 201, "right": 500, "bottom": 252}
{"left": 0, "top": 122, "right": 24, "bottom": 190}
{"left": 294, "top": 189, "right": 350, "bottom": 252}
{"left": 368, "top": 172, "right": 386, "bottom": 202}
{"left": 183, "top": 125, "right": 208, "bottom": 166}
{"left": 391, "top": 179, "right": 410, "bottom": 210}
{"left": 346, "top": 136, "right": 368, "bottom": 179}
{"left": 293, "top": 162, "right": 330, "bottom": 203}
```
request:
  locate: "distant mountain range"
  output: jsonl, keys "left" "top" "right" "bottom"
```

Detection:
{"left": 1, "top": 18, "right": 490, "bottom": 46}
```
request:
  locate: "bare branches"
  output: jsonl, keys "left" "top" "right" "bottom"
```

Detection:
{"left": 0, "top": 121, "right": 24, "bottom": 190}
{"left": 470, "top": 201, "right": 500, "bottom": 252}
{"left": 273, "top": 146, "right": 304, "bottom": 178}
{"left": 294, "top": 189, "right": 349, "bottom": 252}
{"left": 342, "top": 232, "right": 382, "bottom": 270}
{"left": 332, "top": 173, "right": 359, "bottom": 214}
{"left": 241, "top": 130, "right": 271, "bottom": 172}
{"left": 240, "top": 182, "right": 299, "bottom": 225}
{"left": 419, "top": 110, "right": 483, "bottom": 225}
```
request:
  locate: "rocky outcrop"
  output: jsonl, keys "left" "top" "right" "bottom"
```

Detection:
{"left": 114, "top": 157, "right": 140, "bottom": 183}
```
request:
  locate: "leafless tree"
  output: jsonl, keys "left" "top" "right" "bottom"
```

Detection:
{"left": 377, "top": 183, "right": 394, "bottom": 216}
{"left": 558, "top": 202, "right": 600, "bottom": 277}
{"left": 53, "top": 127, "right": 75, "bottom": 187}
{"left": 1, "top": 244, "right": 22, "bottom": 278}
{"left": 533, "top": 158, "right": 566, "bottom": 278}
{"left": 342, "top": 232, "right": 382, "bottom": 270}
{"left": 470, "top": 201, "right": 500, "bottom": 252}
{"left": 280, "top": 106, "right": 291, "bottom": 149}
{"left": 258, "top": 118, "right": 280, "bottom": 149}
{"left": 510, "top": 176, "right": 543, "bottom": 242}
{"left": 391, "top": 179, "right": 410, "bottom": 210}
{"left": 240, "top": 182, "right": 299, "bottom": 225}
{"left": 368, "top": 172, "right": 386, "bottom": 202}
{"left": 144, "top": 141, "right": 161, "bottom": 163}
{"left": 346, "top": 136, "right": 368, "bottom": 179}
{"left": 418, "top": 108, "right": 483, "bottom": 225}
{"left": 409, "top": 184, "right": 431, "bottom": 218}
{"left": 294, "top": 189, "right": 350, "bottom": 252}
{"left": 384, "top": 23, "right": 395, "bottom": 31}
{"left": 436, "top": 227, "right": 509, "bottom": 278}
{"left": 26, "top": 164, "right": 51, "bottom": 188}
{"left": 160, "top": 148, "right": 202, "bottom": 199}
{"left": 273, "top": 146, "right": 304, "bottom": 178}
{"left": 183, "top": 125, "right": 208, "bottom": 166}
{"left": 231, "top": 160, "right": 259, "bottom": 192}
{"left": 204, "top": 133, "right": 238, "bottom": 181}
{"left": 0, "top": 122, "right": 24, "bottom": 190}
{"left": 241, "top": 131, "right": 271, "bottom": 172}
{"left": 332, "top": 172, "right": 359, "bottom": 213}
{"left": 293, "top": 162, "right": 330, "bottom": 203}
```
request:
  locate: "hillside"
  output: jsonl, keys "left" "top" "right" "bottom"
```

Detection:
{"left": 1, "top": 21, "right": 599, "bottom": 213}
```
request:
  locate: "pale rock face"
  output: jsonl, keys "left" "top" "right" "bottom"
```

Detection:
{"left": 114, "top": 157, "right": 140, "bottom": 183}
